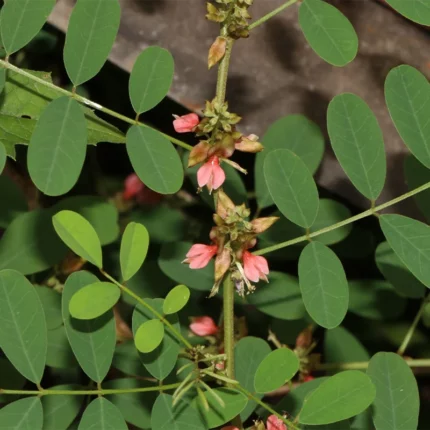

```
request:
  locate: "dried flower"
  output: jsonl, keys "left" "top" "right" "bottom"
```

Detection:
{"left": 208, "top": 36, "right": 227, "bottom": 69}
{"left": 235, "top": 134, "right": 264, "bottom": 153}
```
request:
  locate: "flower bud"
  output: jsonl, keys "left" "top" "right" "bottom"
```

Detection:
{"left": 173, "top": 113, "right": 200, "bottom": 133}
{"left": 295, "top": 326, "right": 313, "bottom": 349}
{"left": 189, "top": 316, "right": 219, "bottom": 336}
{"left": 250, "top": 216, "right": 279, "bottom": 234}
{"left": 235, "top": 134, "right": 264, "bottom": 153}
{"left": 188, "top": 141, "right": 211, "bottom": 167}
{"left": 208, "top": 36, "right": 227, "bottom": 69}
{"left": 215, "top": 247, "right": 231, "bottom": 282}
{"left": 216, "top": 190, "right": 236, "bottom": 219}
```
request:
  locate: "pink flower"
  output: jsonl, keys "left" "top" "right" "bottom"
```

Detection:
{"left": 189, "top": 316, "right": 219, "bottom": 336}
{"left": 267, "top": 415, "right": 287, "bottom": 430}
{"left": 243, "top": 251, "right": 269, "bottom": 283}
{"left": 123, "top": 173, "right": 162, "bottom": 205}
{"left": 173, "top": 113, "right": 200, "bottom": 133}
{"left": 197, "top": 156, "right": 226, "bottom": 192}
{"left": 183, "top": 244, "right": 217, "bottom": 269}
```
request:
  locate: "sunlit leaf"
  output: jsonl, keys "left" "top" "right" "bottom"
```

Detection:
{"left": 53, "top": 210, "right": 103, "bottom": 267}
{"left": 0, "top": 397, "right": 43, "bottom": 430}
{"left": 380, "top": 214, "right": 430, "bottom": 289}
{"left": 385, "top": 65, "right": 430, "bottom": 169}
{"left": 367, "top": 352, "right": 420, "bottom": 430}
{"left": 129, "top": 47, "right": 174, "bottom": 114}
{"left": 386, "top": 0, "right": 430, "bottom": 25}
{"left": 27, "top": 96, "right": 87, "bottom": 196}
{"left": 63, "top": 271, "right": 116, "bottom": 383}
{"left": 120, "top": 222, "right": 149, "bottom": 281}
{"left": 163, "top": 284, "right": 190, "bottom": 315}
{"left": 64, "top": 0, "right": 121, "bottom": 86}
{"left": 327, "top": 93, "right": 386, "bottom": 200}
{"left": 299, "top": 0, "right": 358, "bottom": 66}
{"left": 135, "top": 319, "right": 164, "bottom": 353}
{"left": 0, "top": 269, "right": 47, "bottom": 383}
{"left": 79, "top": 398, "right": 128, "bottom": 430}
{"left": 0, "top": 0, "right": 55, "bottom": 54}
{"left": 299, "top": 371, "right": 376, "bottom": 425}
{"left": 254, "top": 348, "right": 299, "bottom": 393}
{"left": 127, "top": 125, "right": 183, "bottom": 195}
{"left": 298, "top": 241, "right": 349, "bottom": 328}
{"left": 264, "top": 149, "right": 319, "bottom": 228}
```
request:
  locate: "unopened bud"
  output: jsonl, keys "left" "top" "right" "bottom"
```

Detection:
{"left": 251, "top": 216, "right": 279, "bottom": 234}
{"left": 216, "top": 189, "right": 236, "bottom": 219}
{"left": 295, "top": 326, "right": 313, "bottom": 349}
{"left": 208, "top": 36, "right": 227, "bottom": 69}
{"left": 215, "top": 247, "right": 231, "bottom": 282}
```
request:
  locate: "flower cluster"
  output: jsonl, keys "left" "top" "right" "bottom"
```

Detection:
{"left": 221, "top": 414, "right": 287, "bottom": 430}
{"left": 183, "top": 190, "right": 278, "bottom": 297}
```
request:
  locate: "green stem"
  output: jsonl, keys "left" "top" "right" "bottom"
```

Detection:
{"left": 0, "top": 59, "right": 192, "bottom": 151}
{"left": 397, "top": 294, "right": 430, "bottom": 356}
{"left": 255, "top": 180, "right": 430, "bottom": 256}
{"left": 215, "top": 37, "right": 234, "bottom": 105}
{"left": 248, "top": 0, "right": 299, "bottom": 30}
{"left": 100, "top": 270, "right": 193, "bottom": 349}
{"left": 0, "top": 383, "right": 181, "bottom": 396}
{"left": 223, "top": 276, "right": 236, "bottom": 381}
{"left": 316, "top": 358, "right": 430, "bottom": 372}
{"left": 236, "top": 386, "right": 298, "bottom": 430}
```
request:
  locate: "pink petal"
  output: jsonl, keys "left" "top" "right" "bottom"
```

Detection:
{"left": 190, "top": 316, "right": 219, "bottom": 336}
{"left": 254, "top": 255, "right": 269, "bottom": 275}
{"left": 197, "top": 161, "right": 213, "bottom": 188}
{"left": 186, "top": 244, "right": 213, "bottom": 258}
{"left": 243, "top": 251, "right": 261, "bottom": 283}
{"left": 267, "top": 415, "right": 287, "bottom": 430}
{"left": 211, "top": 163, "right": 226, "bottom": 190}
{"left": 173, "top": 113, "right": 200, "bottom": 133}
{"left": 123, "top": 173, "right": 145, "bottom": 200}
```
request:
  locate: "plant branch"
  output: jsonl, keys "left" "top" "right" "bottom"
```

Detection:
{"left": 316, "top": 358, "right": 430, "bottom": 372}
{"left": 397, "top": 293, "right": 430, "bottom": 356}
{"left": 248, "top": 0, "right": 299, "bottom": 30}
{"left": 215, "top": 37, "right": 234, "bottom": 105}
{"left": 223, "top": 276, "right": 236, "bottom": 381}
{"left": 0, "top": 59, "right": 193, "bottom": 151}
{"left": 100, "top": 269, "right": 193, "bottom": 349}
{"left": 255, "top": 180, "right": 430, "bottom": 256}
{"left": 0, "top": 383, "right": 181, "bottom": 396}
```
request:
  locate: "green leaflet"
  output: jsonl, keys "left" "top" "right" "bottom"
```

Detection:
{"left": 375, "top": 241, "right": 426, "bottom": 299}
{"left": 53, "top": 210, "right": 103, "bottom": 268}
{"left": 129, "top": 46, "right": 175, "bottom": 114}
{"left": 0, "top": 397, "right": 43, "bottom": 430}
{"left": 327, "top": 93, "right": 386, "bottom": 200}
{"left": 64, "top": 0, "right": 121, "bottom": 86}
{"left": 235, "top": 337, "right": 271, "bottom": 421}
{"left": 111, "top": 341, "right": 150, "bottom": 378}
{"left": 120, "top": 222, "right": 150, "bottom": 281}
{"left": 46, "top": 325, "right": 77, "bottom": 369}
{"left": 0, "top": 141, "right": 6, "bottom": 173}
{"left": 63, "top": 271, "right": 116, "bottom": 383}
{"left": 264, "top": 149, "right": 319, "bottom": 228}
{"left": 35, "top": 285, "right": 63, "bottom": 330}
{"left": 299, "top": 0, "right": 358, "bottom": 67}
{"left": 386, "top": 0, "right": 430, "bottom": 25}
{"left": 380, "top": 214, "right": 430, "bottom": 289}
{"left": 298, "top": 241, "right": 349, "bottom": 329}
{"left": 0, "top": 69, "right": 5, "bottom": 95}
{"left": 385, "top": 65, "right": 430, "bottom": 169}
{"left": 27, "top": 96, "right": 88, "bottom": 196}
{"left": 255, "top": 115, "right": 324, "bottom": 209}
{"left": 246, "top": 271, "right": 307, "bottom": 320}
{"left": 163, "top": 284, "right": 190, "bottom": 315}
{"left": 134, "top": 319, "right": 165, "bottom": 353}
{"left": 0, "top": 0, "right": 56, "bottom": 54}
{"left": 367, "top": 352, "right": 420, "bottom": 430}
{"left": 132, "top": 298, "right": 180, "bottom": 380}
{"left": 299, "top": 371, "right": 376, "bottom": 425}
{"left": 79, "top": 398, "right": 128, "bottom": 430}
{"left": 0, "top": 269, "right": 47, "bottom": 383}
{"left": 126, "top": 125, "right": 183, "bottom": 195}
{"left": 151, "top": 394, "right": 206, "bottom": 430}
{"left": 254, "top": 348, "right": 299, "bottom": 393}
{"left": 0, "top": 209, "right": 68, "bottom": 274}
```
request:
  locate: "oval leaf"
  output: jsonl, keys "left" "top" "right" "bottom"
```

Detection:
{"left": 53, "top": 210, "right": 103, "bottom": 267}
{"left": 254, "top": 115, "right": 324, "bottom": 209}
{"left": 380, "top": 214, "right": 430, "bottom": 289}
{"left": 151, "top": 394, "right": 206, "bottom": 430}
{"left": 0, "top": 0, "right": 55, "bottom": 54}
{"left": 132, "top": 298, "right": 180, "bottom": 380}
{"left": 64, "top": 0, "right": 121, "bottom": 86}
{"left": 367, "top": 352, "right": 420, "bottom": 430}
{"left": 163, "top": 284, "right": 190, "bottom": 315}
{"left": 193, "top": 388, "right": 248, "bottom": 428}
{"left": 35, "top": 286, "right": 63, "bottom": 330}
{"left": 264, "top": 149, "right": 319, "bottom": 228}
{"left": 299, "top": 371, "right": 376, "bottom": 425}
{"left": 120, "top": 222, "right": 149, "bottom": 281}
{"left": 385, "top": 65, "right": 430, "bottom": 169}
{"left": 135, "top": 319, "right": 164, "bottom": 353}
{"left": 79, "top": 398, "right": 128, "bottom": 430}
{"left": 0, "top": 397, "right": 43, "bottom": 430}
{"left": 235, "top": 337, "right": 271, "bottom": 421}
{"left": 126, "top": 125, "right": 183, "bottom": 194}
{"left": 0, "top": 269, "right": 47, "bottom": 383}
{"left": 69, "top": 282, "right": 120, "bottom": 320}
{"left": 254, "top": 348, "right": 299, "bottom": 393}
{"left": 27, "top": 96, "right": 87, "bottom": 196}
{"left": 386, "top": 0, "right": 430, "bottom": 25}
{"left": 0, "top": 142, "right": 6, "bottom": 174}
{"left": 375, "top": 241, "right": 426, "bottom": 299}
{"left": 299, "top": 241, "right": 348, "bottom": 329}
{"left": 327, "top": 93, "right": 386, "bottom": 200}
{"left": 63, "top": 271, "right": 116, "bottom": 383}
{"left": 129, "top": 47, "right": 175, "bottom": 114}
{"left": 299, "top": 0, "right": 358, "bottom": 66}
